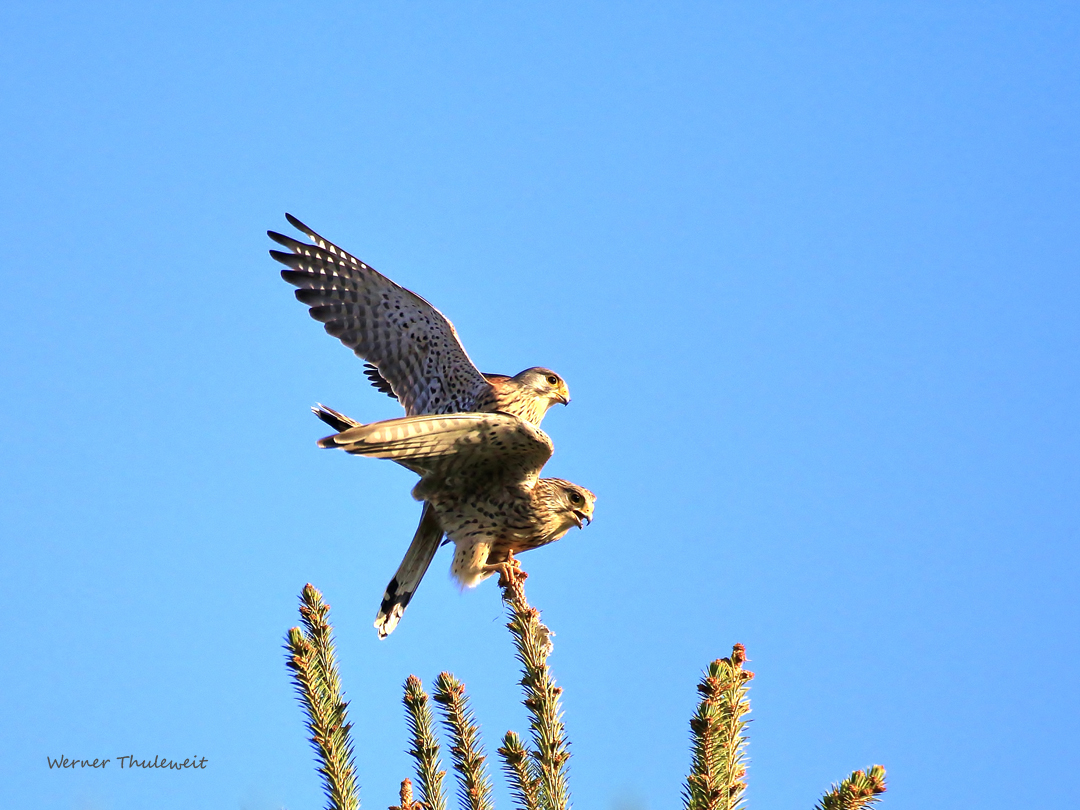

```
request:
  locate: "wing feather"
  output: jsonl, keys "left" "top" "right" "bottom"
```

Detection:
{"left": 318, "top": 412, "right": 552, "bottom": 488}
{"left": 270, "top": 215, "right": 491, "bottom": 416}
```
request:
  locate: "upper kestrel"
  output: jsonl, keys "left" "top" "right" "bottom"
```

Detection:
{"left": 269, "top": 215, "right": 571, "bottom": 636}
{"left": 268, "top": 214, "right": 570, "bottom": 422}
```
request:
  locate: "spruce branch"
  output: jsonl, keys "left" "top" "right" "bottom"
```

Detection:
{"left": 498, "top": 567, "right": 571, "bottom": 810}
{"left": 283, "top": 582, "right": 886, "bottom": 810}
{"left": 433, "top": 672, "right": 495, "bottom": 810}
{"left": 403, "top": 675, "right": 449, "bottom": 810}
{"left": 284, "top": 583, "right": 360, "bottom": 810}
{"left": 683, "top": 644, "right": 754, "bottom": 810}
{"left": 389, "top": 778, "right": 425, "bottom": 810}
{"left": 815, "top": 765, "right": 887, "bottom": 810}
{"left": 498, "top": 730, "right": 542, "bottom": 810}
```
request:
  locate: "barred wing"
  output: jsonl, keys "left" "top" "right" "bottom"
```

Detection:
{"left": 317, "top": 412, "right": 553, "bottom": 489}
{"left": 269, "top": 214, "right": 491, "bottom": 416}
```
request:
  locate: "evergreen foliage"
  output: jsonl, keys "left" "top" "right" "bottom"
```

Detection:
{"left": 284, "top": 584, "right": 360, "bottom": 810}
{"left": 683, "top": 645, "right": 753, "bottom": 810}
{"left": 499, "top": 569, "right": 571, "bottom": 810}
{"left": 815, "top": 765, "right": 888, "bottom": 810}
{"left": 389, "top": 778, "right": 425, "bottom": 810}
{"left": 497, "top": 731, "right": 542, "bottom": 810}
{"left": 403, "top": 674, "right": 449, "bottom": 810}
{"left": 433, "top": 671, "right": 496, "bottom": 810}
{"left": 285, "top": 580, "right": 886, "bottom": 810}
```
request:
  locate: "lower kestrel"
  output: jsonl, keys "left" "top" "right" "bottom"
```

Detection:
{"left": 315, "top": 408, "right": 595, "bottom": 631}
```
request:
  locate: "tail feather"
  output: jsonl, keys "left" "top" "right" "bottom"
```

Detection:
{"left": 375, "top": 502, "right": 444, "bottom": 639}
{"left": 312, "top": 403, "right": 361, "bottom": 433}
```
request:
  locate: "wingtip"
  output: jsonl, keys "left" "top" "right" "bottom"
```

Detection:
{"left": 268, "top": 249, "right": 297, "bottom": 264}
{"left": 285, "top": 212, "right": 311, "bottom": 234}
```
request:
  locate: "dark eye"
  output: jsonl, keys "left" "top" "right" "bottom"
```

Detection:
{"left": 546, "top": 375, "right": 559, "bottom": 386}
{"left": 568, "top": 491, "right": 583, "bottom": 505}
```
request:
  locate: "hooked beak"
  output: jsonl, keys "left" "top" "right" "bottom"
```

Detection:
{"left": 557, "top": 393, "right": 571, "bottom": 405}
{"left": 571, "top": 510, "right": 591, "bottom": 528}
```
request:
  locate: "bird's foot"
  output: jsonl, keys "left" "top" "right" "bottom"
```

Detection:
{"left": 493, "top": 553, "right": 528, "bottom": 588}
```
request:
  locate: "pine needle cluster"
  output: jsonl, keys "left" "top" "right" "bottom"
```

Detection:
{"left": 403, "top": 674, "right": 448, "bottom": 810}
{"left": 284, "top": 583, "right": 360, "bottom": 810}
{"left": 389, "top": 778, "right": 425, "bottom": 810}
{"left": 284, "top": 580, "right": 886, "bottom": 810}
{"left": 498, "top": 569, "right": 571, "bottom": 810}
{"left": 815, "top": 765, "right": 887, "bottom": 810}
{"left": 433, "top": 671, "right": 496, "bottom": 810}
{"left": 497, "top": 731, "right": 541, "bottom": 810}
{"left": 683, "top": 644, "right": 753, "bottom": 810}
{"left": 396, "top": 568, "right": 568, "bottom": 810}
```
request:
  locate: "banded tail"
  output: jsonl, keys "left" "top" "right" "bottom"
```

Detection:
{"left": 374, "top": 501, "right": 444, "bottom": 638}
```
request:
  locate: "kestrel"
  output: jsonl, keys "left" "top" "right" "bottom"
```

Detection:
{"left": 269, "top": 215, "right": 571, "bottom": 635}
{"left": 316, "top": 410, "right": 595, "bottom": 590}
{"left": 268, "top": 214, "right": 570, "bottom": 421}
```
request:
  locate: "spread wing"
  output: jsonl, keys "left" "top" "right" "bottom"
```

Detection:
{"left": 317, "top": 412, "right": 553, "bottom": 489}
{"left": 363, "top": 362, "right": 398, "bottom": 400}
{"left": 269, "top": 214, "right": 492, "bottom": 416}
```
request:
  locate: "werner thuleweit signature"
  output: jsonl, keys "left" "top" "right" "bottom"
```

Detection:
{"left": 47, "top": 755, "right": 208, "bottom": 770}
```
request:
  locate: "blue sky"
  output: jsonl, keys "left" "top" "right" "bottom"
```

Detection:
{"left": 2, "top": 2, "right": 1078, "bottom": 808}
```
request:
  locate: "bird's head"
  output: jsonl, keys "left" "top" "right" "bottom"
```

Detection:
{"left": 514, "top": 367, "right": 571, "bottom": 407}
{"left": 545, "top": 479, "right": 596, "bottom": 531}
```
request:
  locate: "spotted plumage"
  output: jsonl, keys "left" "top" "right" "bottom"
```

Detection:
{"left": 317, "top": 411, "right": 595, "bottom": 590}
{"left": 268, "top": 214, "right": 570, "bottom": 420}
{"left": 270, "top": 215, "right": 571, "bottom": 637}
